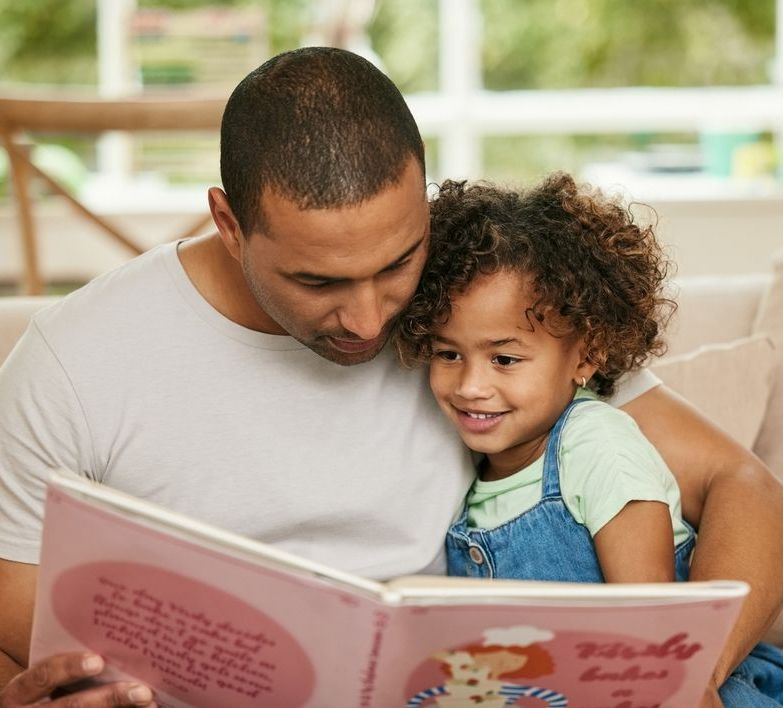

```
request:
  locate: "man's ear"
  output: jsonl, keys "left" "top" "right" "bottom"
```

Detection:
{"left": 208, "top": 187, "right": 243, "bottom": 261}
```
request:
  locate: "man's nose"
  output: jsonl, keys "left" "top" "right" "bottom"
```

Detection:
{"left": 336, "top": 282, "right": 386, "bottom": 340}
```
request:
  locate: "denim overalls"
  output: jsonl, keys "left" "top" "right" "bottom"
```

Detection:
{"left": 446, "top": 398, "right": 694, "bottom": 582}
{"left": 445, "top": 397, "right": 783, "bottom": 706}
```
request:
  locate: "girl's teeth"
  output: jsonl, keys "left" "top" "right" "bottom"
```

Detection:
{"left": 466, "top": 411, "right": 500, "bottom": 420}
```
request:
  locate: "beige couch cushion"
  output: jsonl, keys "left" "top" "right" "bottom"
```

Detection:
{"left": 0, "top": 297, "right": 59, "bottom": 367}
{"left": 651, "top": 334, "right": 776, "bottom": 449}
{"left": 666, "top": 275, "right": 770, "bottom": 358}
{"left": 752, "top": 250, "right": 783, "bottom": 482}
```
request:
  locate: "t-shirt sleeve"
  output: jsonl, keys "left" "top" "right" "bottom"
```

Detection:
{"left": 605, "top": 367, "right": 661, "bottom": 408}
{"left": 560, "top": 401, "right": 678, "bottom": 537}
{"left": 0, "top": 321, "right": 94, "bottom": 563}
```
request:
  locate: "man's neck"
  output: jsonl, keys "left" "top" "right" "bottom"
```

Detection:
{"left": 177, "top": 233, "right": 286, "bottom": 334}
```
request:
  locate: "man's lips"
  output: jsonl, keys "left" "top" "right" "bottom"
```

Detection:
{"left": 326, "top": 334, "right": 385, "bottom": 354}
{"left": 454, "top": 407, "right": 508, "bottom": 433}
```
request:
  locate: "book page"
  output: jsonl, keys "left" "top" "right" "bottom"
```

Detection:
{"left": 371, "top": 592, "right": 745, "bottom": 707}
{"left": 31, "top": 484, "right": 389, "bottom": 707}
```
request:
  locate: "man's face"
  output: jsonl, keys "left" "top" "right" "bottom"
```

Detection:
{"left": 238, "top": 158, "right": 429, "bottom": 365}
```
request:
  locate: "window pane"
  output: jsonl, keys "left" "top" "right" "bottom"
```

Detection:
{"left": 481, "top": 0, "right": 776, "bottom": 89}
{"left": 369, "top": 0, "right": 439, "bottom": 93}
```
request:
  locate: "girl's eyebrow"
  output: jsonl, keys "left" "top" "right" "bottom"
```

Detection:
{"left": 433, "top": 335, "right": 532, "bottom": 349}
{"left": 489, "top": 337, "right": 521, "bottom": 347}
{"left": 486, "top": 337, "right": 534, "bottom": 350}
{"left": 432, "top": 335, "right": 458, "bottom": 345}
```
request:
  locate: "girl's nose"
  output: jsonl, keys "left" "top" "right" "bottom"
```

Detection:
{"left": 454, "top": 363, "right": 492, "bottom": 400}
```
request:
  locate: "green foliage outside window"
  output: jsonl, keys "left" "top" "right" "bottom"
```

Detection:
{"left": 481, "top": 0, "right": 775, "bottom": 89}
{"left": 0, "top": 1, "right": 774, "bottom": 89}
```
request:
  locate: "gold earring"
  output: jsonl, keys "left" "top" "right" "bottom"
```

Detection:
{"left": 580, "top": 376, "right": 587, "bottom": 387}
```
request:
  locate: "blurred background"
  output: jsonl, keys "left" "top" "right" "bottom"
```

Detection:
{"left": 0, "top": 0, "right": 781, "bottom": 293}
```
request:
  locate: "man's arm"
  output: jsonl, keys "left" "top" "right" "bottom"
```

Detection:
{"left": 0, "top": 560, "right": 35, "bottom": 686}
{"left": 622, "top": 384, "right": 783, "bottom": 685}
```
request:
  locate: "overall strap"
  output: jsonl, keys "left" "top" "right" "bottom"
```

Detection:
{"left": 541, "top": 397, "right": 593, "bottom": 498}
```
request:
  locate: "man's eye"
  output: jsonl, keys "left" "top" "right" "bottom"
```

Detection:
{"left": 434, "top": 350, "right": 460, "bottom": 362}
{"left": 492, "top": 355, "right": 521, "bottom": 366}
{"left": 382, "top": 259, "right": 410, "bottom": 274}
{"left": 299, "top": 280, "right": 333, "bottom": 289}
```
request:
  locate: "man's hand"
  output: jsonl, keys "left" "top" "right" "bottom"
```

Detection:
{"left": 699, "top": 681, "right": 724, "bottom": 707}
{"left": 0, "top": 653, "right": 155, "bottom": 707}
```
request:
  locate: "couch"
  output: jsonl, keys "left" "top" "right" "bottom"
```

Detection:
{"left": 1, "top": 254, "right": 782, "bottom": 646}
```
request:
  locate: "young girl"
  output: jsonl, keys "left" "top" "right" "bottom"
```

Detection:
{"left": 396, "top": 173, "right": 783, "bottom": 706}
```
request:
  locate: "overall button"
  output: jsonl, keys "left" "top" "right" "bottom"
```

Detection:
{"left": 468, "top": 546, "right": 484, "bottom": 564}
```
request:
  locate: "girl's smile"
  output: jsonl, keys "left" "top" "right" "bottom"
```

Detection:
{"left": 454, "top": 407, "right": 509, "bottom": 434}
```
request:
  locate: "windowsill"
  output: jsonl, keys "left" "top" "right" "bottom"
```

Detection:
{"left": 68, "top": 169, "right": 783, "bottom": 215}
{"left": 581, "top": 163, "right": 783, "bottom": 205}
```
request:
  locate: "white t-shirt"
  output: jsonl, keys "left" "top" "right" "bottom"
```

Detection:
{"left": 0, "top": 242, "right": 660, "bottom": 579}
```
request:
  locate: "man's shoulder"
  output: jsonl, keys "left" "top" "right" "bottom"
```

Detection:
{"left": 605, "top": 368, "right": 662, "bottom": 408}
{"left": 33, "top": 243, "right": 180, "bottom": 344}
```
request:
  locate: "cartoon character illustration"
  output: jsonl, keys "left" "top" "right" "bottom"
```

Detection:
{"left": 405, "top": 626, "right": 567, "bottom": 707}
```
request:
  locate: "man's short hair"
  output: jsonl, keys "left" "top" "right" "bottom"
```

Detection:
{"left": 220, "top": 46, "right": 426, "bottom": 235}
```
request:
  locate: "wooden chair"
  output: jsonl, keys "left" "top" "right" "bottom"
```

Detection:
{"left": 0, "top": 92, "right": 226, "bottom": 294}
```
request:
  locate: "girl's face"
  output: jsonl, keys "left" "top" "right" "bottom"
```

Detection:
{"left": 429, "top": 270, "right": 595, "bottom": 480}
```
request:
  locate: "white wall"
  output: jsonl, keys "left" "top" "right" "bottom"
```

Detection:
{"left": 0, "top": 199, "right": 211, "bottom": 285}
{"left": 644, "top": 197, "right": 783, "bottom": 277}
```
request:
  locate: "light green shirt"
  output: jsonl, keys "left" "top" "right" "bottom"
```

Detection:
{"left": 467, "top": 389, "right": 691, "bottom": 547}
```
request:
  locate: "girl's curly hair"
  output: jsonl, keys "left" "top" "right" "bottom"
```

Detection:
{"left": 395, "top": 172, "right": 676, "bottom": 397}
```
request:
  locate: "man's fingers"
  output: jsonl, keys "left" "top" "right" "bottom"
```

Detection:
{"left": 2, "top": 653, "right": 103, "bottom": 705}
{"left": 50, "top": 681, "right": 156, "bottom": 707}
{"left": 1, "top": 652, "right": 154, "bottom": 707}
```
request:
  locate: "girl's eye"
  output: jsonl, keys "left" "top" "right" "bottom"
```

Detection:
{"left": 434, "top": 350, "right": 460, "bottom": 362}
{"left": 492, "top": 355, "right": 521, "bottom": 367}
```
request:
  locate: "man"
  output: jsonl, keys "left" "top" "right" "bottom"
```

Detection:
{"left": 0, "top": 47, "right": 782, "bottom": 707}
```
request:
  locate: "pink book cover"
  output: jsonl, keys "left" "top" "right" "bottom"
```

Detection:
{"left": 30, "top": 472, "right": 748, "bottom": 708}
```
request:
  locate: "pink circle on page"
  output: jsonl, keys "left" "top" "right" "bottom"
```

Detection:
{"left": 53, "top": 561, "right": 315, "bottom": 707}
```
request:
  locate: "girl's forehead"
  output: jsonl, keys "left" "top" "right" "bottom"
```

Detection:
{"left": 456, "top": 269, "right": 535, "bottom": 304}
{"left": 439, "top": 269, "right": 578, "bottom": 345}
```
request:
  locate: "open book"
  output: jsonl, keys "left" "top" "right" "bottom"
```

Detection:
{"left": 31, "top": 471, "right": 747, "bottom": 708}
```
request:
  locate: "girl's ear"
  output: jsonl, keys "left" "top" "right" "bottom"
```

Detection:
{"left": 572, "top": 341, "right": 600, "bottom": 388}
{"left": 573, "top": 360, "right": 599, "bottom": 388}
